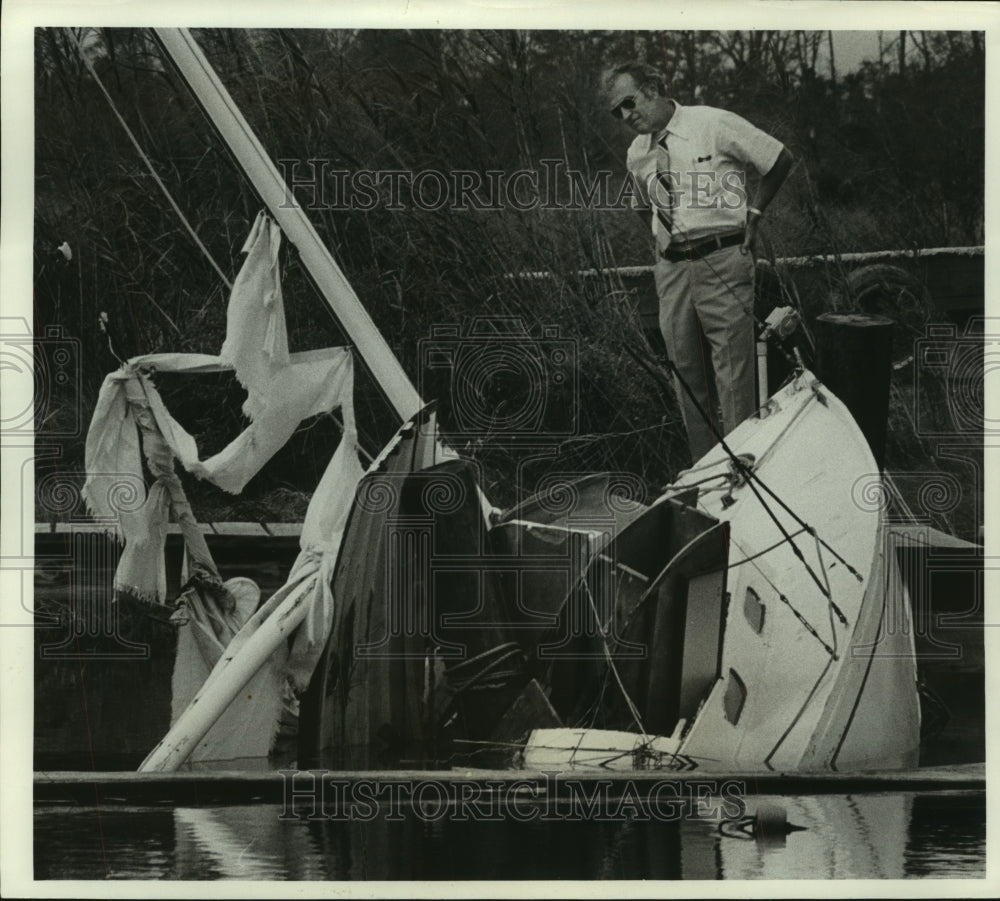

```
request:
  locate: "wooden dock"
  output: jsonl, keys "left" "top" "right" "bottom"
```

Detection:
{"left": 33, "top": 763, "right": 985, "bottom": 806}
{"left": 34, "top": 520, "right": 303, "bottom": 538}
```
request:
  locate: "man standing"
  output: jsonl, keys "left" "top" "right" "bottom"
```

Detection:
{"left": 607, "top": 62, "right": 794, "bottom": 461}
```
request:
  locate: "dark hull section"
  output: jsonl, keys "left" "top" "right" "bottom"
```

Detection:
{"left": 298, "top": 410, "right": 521, "bottom": 768}
{"left": 298, "top": 410, "right": 731, "bottom": 768}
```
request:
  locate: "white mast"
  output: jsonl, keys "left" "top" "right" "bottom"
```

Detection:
{"left": 153, "top": 28, "right": 422, "bottom": 423}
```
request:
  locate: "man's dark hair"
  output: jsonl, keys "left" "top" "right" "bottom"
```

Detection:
{"left": 606, "top": 61, "right": 669, "bottom": 98}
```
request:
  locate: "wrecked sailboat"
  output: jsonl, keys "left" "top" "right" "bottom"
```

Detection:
{"left": 116, "top": 336, "right": 921, "bottom": 774}
{"left": 70, "top": 28, "right": 921, "bottom": 775}
{"left": 294, "top": 368, "right": 921, "bottom": 773}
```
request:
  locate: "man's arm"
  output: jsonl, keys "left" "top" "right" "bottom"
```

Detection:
{"left": 742, "top": 146, "right": 794, "bottom": 255}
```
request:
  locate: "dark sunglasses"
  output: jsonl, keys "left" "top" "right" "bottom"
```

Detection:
{"left": 610, "top": 94, "right": 639, "bottom": 119}
{"left": 611, "top": 91, "right": 639, "bottom": 119}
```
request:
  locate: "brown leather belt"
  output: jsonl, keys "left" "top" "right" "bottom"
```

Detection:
{"left": 659, "top": 232, "right": 744, "bottom": 263}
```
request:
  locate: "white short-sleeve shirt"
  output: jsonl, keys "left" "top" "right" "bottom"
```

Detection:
{"left": 626, "top": 101, "right": 784, "bottom": 247}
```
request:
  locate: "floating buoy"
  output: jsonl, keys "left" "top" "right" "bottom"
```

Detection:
{"left": 718, "top": 802, "right": 807, "bottom": 848}
{"left": 752, "top": 803, "right": 790, "bottom": 846}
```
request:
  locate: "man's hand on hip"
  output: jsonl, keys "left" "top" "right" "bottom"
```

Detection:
{"left": 741, "top": 214, "right": 761, "bottom": 256}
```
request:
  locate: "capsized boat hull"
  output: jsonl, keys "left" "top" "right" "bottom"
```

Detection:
{"left": 666, "top": 370, "right": 920, "bottom": 772}
{"left": 524, "top": 371, "right": 920, "bottom": 772}
{"left": 300, "top": 372, "right": 921, "bottom": 772}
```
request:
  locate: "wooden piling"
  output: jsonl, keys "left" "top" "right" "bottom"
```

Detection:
{"left": 814, "top": 313, "right": 894, "bottom": 470}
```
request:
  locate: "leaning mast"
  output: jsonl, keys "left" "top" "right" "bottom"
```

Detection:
{"left": 153, "top": 28, "right": 422, "bottom": 424}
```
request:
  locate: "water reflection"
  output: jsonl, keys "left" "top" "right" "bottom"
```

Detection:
{"left": 716, "top": 793, "right": 910, "bottom": 879}
{"left": 33, "top": 790, "right": 984, "bottom": 880}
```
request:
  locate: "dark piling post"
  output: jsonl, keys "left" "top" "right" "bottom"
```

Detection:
{"left": 814, "top": 312, "right": 894, "bottom": 470}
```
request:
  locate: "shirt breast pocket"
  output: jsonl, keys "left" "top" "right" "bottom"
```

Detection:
{"left": 688, "top": 152, "right": 720, "bottom": 210}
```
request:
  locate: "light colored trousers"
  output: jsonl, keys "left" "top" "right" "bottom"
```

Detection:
{"left": 654, "top": 244, "right": 757, "bottom": 461}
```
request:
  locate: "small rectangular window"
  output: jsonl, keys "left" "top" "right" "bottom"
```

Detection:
{"left": 724, "top": 668, "right": 747, "bottom": 725}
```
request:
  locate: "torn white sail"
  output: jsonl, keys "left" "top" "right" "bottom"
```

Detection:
{"left": 79, "top": 212, "right": 365, "bottom": 767}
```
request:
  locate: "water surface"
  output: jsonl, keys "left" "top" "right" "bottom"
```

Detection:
{"left": 33, "top": 790, "right": 984, "bottom": 881}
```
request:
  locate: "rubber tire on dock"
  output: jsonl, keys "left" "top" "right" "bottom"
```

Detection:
{"left": 829, "top": 264, "right": 931, "bottom": 367}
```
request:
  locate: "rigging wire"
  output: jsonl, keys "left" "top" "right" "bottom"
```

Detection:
{"left": 67, "top": 28, "right": 234, "bottom": 292}
{"left": 73, "top": 27, "right": 384, "bottom": 462}
{"left": 731, "top": 531, "right": 839, "bottom": 660}
{"left": 815, "top": 533, "right": 841, "bottom": 659}
{"left": 668, "top": 360, "right": 855, "bottom": 627}
{"left": 657, "top": 211, "right": 863, "bottom": 588}
{"left": 756, "top": 228, "right": 817, "bottom": 354}
{"left": 146, "top": 28, "right": 389, "bottom": 462}
{"left": 580, "top": 578, "right": 651, "bottom": 744}
{"left": 762, "top": 651, "right": 837, "bottom": 770}
{"left": 714, "top": 526, "right": 808, "bottom": 571}
{"left": 659, "top": 211, "right": 801, "bottom": 371}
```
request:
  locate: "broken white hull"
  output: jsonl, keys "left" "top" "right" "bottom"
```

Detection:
{"left": 526, "top": 371, "right": 920, "bottom": 773}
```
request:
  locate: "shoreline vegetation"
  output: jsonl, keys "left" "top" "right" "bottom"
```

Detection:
{"left": 32, "top": 29, "right": 984, "bottom": 539}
